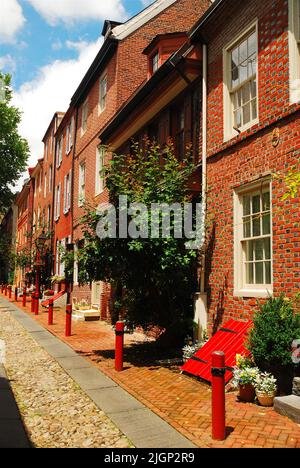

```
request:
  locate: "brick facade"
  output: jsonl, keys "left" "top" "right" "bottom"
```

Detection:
{"left": 198, "top": 0, "right": 300, "bottom": 334}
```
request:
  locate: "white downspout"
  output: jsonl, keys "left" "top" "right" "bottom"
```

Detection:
{"left": 194, "top": 43, "right": 208, "bottom": 340}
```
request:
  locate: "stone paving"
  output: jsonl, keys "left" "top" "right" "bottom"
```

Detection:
{"left": 0, "top": 305, "right": 132, "bottom": 448}
{"left": 3, "top": 292, "right": 300, "bottom": 448}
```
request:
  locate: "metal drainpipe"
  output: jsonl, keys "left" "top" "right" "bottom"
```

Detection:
{"left": 200, "top": 43, "right": 207, "bottom": 294}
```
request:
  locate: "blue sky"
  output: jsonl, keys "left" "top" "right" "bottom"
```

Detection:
{"left": 0, "top": 0, "right": 152, "bottom": 171}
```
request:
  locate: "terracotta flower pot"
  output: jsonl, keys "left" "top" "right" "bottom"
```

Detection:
{"left": 238, "top": 384, "right": 256, "bottom": 402}
{"left": 256, "top": 391, "right": 276, "bottom": 407}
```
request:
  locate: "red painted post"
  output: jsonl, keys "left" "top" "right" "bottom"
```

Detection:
{"left": 34, "top": 291, "right": 39, "bottom": 315}
{"left": 211, "top": 351, "right": 226, "bottom": 441}
{"left": 48, "top": 299, "right": 54, "bottom": 326}
{"left": 115, "top": 321, "right": 125, "bottom": 372}
{"left": 14, "top": 286, "right": 18, "bottom": 302}
{"left": 8, "top": 286, "right": 12, "bottom": 299}
{"left": 65, "top": 304, "right": 72, "bottom": 337}
{"left": 4, "top": 285, "right": 7, "bottom": 296}
{"left": 22, "top": 287, "right": 27, "bottom": 307}
{"left": 1, "top": 284, "right": 3, "bottom": 294}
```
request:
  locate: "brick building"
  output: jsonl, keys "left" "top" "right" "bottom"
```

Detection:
{"left": 70, "top": 0, "right": 211, "bottom": 313}
{"left": 187, "top": 0, "right": 300, "bottom": 335}
{"left": 15, "top": 179, "right": 31, "bottom": 287}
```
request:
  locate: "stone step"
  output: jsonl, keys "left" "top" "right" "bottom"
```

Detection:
{"left": 274, "top": 395, "right": 300, "bottom": 424}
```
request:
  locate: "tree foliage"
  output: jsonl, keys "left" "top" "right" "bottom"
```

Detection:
{"left": 78, "top": 142, "right": 200, "bottom": 340}
{"left": 0, "top": 72, "right": 29, "bottom": 214}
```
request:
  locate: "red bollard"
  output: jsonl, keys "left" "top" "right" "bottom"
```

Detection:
{"left": 1, "top": 284, "right": 3, "bottom": 294}
{"left": 22, "top": 287, "right": 27, "bottom": 307}
{"left": 115, "top": 321, "right": 125, "bottom": 372}
{"left": 34, "top": 292, "right": 39, "bottom": 315}
{"left": 8, "top": 286, "right": 12, "bottom": 299}
{"left": 48, "top": 299, "right": 54, "bottom": 326}
{"left": 4, "top": 285, "right": 7, "bottom": 296}
{"left": 14, "top": 286, "right": 18, "bottom": 302}
{"left": 65, "top": 304, "right": 72, "bottom": 337}
{"left": 211, "top": 351, "right": 226, "bottom": 441}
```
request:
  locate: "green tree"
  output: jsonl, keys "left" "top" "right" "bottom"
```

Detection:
{"left": 78, "top": 142, "right": 200, "bottom": 343}
{"left": 0, "top": 72, "right": 29, "bottom": 214}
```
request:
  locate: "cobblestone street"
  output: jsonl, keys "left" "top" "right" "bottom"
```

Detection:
{"left": 0, "top": 307, "right": 132, "bottom": 449}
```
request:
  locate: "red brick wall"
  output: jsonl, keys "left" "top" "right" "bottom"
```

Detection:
{"left": 202, "top": 0, "right": 300, "bottom": 333}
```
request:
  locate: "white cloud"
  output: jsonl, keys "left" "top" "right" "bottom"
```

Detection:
{"left": 27, "top": 0, "right": 127, "bottom": 26}
{"left": 0, "top": 0, "right": 25, "bottom": 44}
{"left": 0, "top": 55, "right": 17, "bottom": 73}
{"left": 13, "top": 38, "right": 103, "bottom": 172}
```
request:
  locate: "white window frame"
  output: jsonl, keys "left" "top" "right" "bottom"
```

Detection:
{"left": 54, "top": 184, "right": 61, "bottom": 221}
{"left": 44, "top": 172, "right": 47, "bottom": 198}
{"left": 78, "top": 162, "right": 86, "bottom": 207}
{"left": 49, "top": 165, "right": 53, "bottom": 193}
{"left": 63, "top": 172, "right": 71, "bottom": 214}
{"left": 99, "top": 72, "right": 107, "bottom": 114}
{"left": 289, "top": 0, "right": 300, "bottom": 103}
{"left": 81, "top": 99, "right": 88, "bottom": 136}
{"left": 73, "top": 243, "right": 79, "bottom": 286}
{"left": 56, "top": 136, "right": 63, "bottom": 168}
{"left": 223, "top": 20, "right": 259, "bottom": 142}
{"left": 66, "top": 117, "right": 74, "bottom": 155}
{"left": 234, "top": 179, "right": 273, "bottom": 298}
{"left": 95, "top": 146, "right": 105, "bottom": 195}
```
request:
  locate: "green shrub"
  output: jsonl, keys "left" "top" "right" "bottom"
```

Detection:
{"left": 248, "top": 296, "right": 300, "bottom": 367}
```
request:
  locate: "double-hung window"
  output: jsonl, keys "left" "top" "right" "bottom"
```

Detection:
{"left": 55, "top": 184, "right": 61, "bottom": 221}
{"left": 95, "top": 146, "right": 105, "bottom": 195}
{"left": 99, "top": 74, "right": 107, "bottom": 114}
{"left": 224, "top": 24, "right": 258, "bottom": 140}
{"left": 81, "top": 100, "right": 88, "bottom": 135}
{"left": 234, "top": 181, "right": 272, "bottom": 297}
{"left": 78, "top": 162, "right": 86, "bottom": 207}
{"left": 152, "top": 51, "right": 160, "bottom": 74}
{"left": 66, "top": 118, "right": 74, "bottom": 154}
{"left": 56, "top": 136, "right": 63, "bottom": 168}
{"left": 63, "top": 172, "right": 71, "bottom": 214}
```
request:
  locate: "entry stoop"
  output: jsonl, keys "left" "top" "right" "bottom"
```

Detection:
{"left": 274, "top": 395, "right": 300, "bottom": 424}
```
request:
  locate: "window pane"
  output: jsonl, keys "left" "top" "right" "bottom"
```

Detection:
{"left": 262, "top": 191, "right": 270, "bottom": 211}
{"left": 242, "top": 82, "right": 251, "bottom": 103}
{"left": 244, "top": 217, "right": 251, "bottom": 238}
{"left": 248, "top": 32, "right": 257, "bottom": 57}
{"left": 247, "top": 240, "right": 254, "bottom": 261}
{"left": 252, "top": 215, "right": 261, "bottom": 237}
{"left": 239, "top": 61, "right": 248, "bottom": 83}
{"left": 252, "top": 195, "right": 260, "bottom": 213}
{"left": 239, "top": 39, "right": 248, "bottom": 62}
{"left": 243, "top": 195, "right": 251, "bottom": 216}
{"left": 234, "top": 109, "right": 242, "bottom": 128}
{"left": 243, "top": 102, "right": 251, "bottom": 124}
{"left": 264, "top": 238, "right": 271, "bottom": 260}
{"left": 265, "top": 262, "right": 272, "bottom": 284}
{"left": 251, "top": 98, "right": 258, "bottom": 120}
{"left": 255, "top": 262, "right": 264, "bottom": 284}
{"left": 246, "top": 263, "right": 254, "bottom": 284}
{"left": 251, "top": 79, "right": 257, "bottom": 98}
{"left": 232, "top": 65, "right": 239, "bottom": 88}
{"left": 255, "top": 239, "right": 264, "bottom": 261}
{"left": 262, "top": 213, "right": 271, "bottom": 235}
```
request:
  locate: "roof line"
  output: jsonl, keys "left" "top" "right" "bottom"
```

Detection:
{"left": 189, "top": 0, "right": 225, "bottom": 41}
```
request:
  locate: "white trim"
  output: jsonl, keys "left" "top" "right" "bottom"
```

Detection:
{"left": 95, "top": 146, "right": 105, "bottom": 196}
{"left": 112, "top": 0, "right": 177, "bottom": 41}
{"left": 233, "top": 178, "right": 273, "bottom": 298}
{"left": 289, "top": 0, "right": 300, "bottom": 104}
{"left": 223, "top": 20, "right": 259, "bottom": 142}
{"left": 99, "top": 71, "right": 107, "bottom": 115}
{"left": 81, "top": 99, "right": 88, "bottom": 136}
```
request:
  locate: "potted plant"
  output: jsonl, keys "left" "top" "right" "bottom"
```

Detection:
{"left": 254, "top": 372, "right": 277, "bottom": 407}
{"left": 247, "top": 295, "right": 300, "bottom": 395}
{"left": 232, "top": 367, "right": 260, "bottom": 402}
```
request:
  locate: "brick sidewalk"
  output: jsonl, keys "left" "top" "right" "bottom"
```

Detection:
{"left": 3, "top": 293, "right": 300, "bottom": 448}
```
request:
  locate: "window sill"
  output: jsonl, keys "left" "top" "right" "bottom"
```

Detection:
{"left": 234, "top": 288, "right": 273, "bottom": 299}
{"left": 224, "top": 119, "right": 259, "bottom": 143}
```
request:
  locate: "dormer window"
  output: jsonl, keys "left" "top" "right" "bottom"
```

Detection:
{"left": 151, "top": 51, "right": 160, "bottom": 74}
